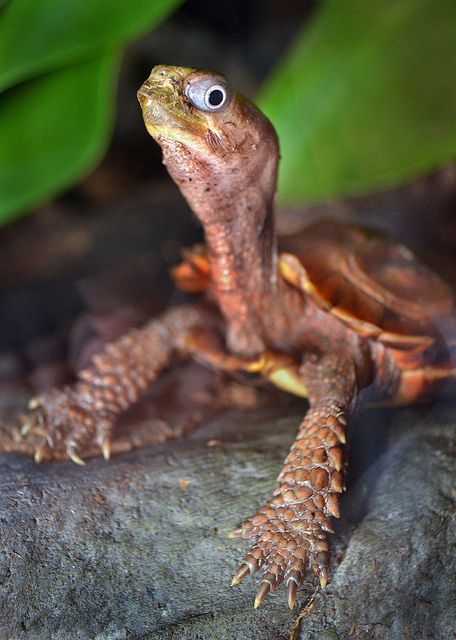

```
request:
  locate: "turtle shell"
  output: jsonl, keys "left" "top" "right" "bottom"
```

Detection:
{"left": 279, "top": 219, "right": 454, "bottom": 350}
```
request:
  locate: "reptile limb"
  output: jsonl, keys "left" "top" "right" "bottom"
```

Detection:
{"left": 231, "top": 353, "right": 357, "bottom": 609}
{"left": 23, "top": 304, "right": 214, "bottom": 463}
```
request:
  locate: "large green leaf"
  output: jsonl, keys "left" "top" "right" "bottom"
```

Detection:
{"left": 0, "top": 0, "right": 182, "bottom": 92}
{"left": 0, "top": 0, "right": 183, "bottom": 224}
{"left": 260, "top": 0, "right": 456, "bottom": 204}
{"left": 0, "top": 55, "right": 118, "bottom": 223}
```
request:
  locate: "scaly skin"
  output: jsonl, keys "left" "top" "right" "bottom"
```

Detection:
{"left": 19, "top": 65, "right": 455, "bottom": 609}
{"left": 232, "top": 354, "right": 353, "bottom": 608}
{"left": 24, "top": 305, "right": 215, "bottom": 463}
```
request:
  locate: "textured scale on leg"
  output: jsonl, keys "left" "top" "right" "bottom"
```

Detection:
{"left": 25, "top": 305, "right": 211, "bottom": 462}
{"left": 232, "top": 402, "right": 347, "bottom": 608}
{"left": 231, "top": 354, "right": 356, "bottom": 608}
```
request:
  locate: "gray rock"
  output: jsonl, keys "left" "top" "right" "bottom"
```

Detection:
{"left": 296, "top": 403, "right": 456, "bottom": 640}
{"left": 0, "top": 399, "right": 454, "bottom": 640}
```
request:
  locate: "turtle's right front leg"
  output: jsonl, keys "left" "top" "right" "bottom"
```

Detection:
{"left": 23, "top": 304, "right": 215, "bottom": 464}
{"left": 231, "top": 353, "right": 357, "bottom": 609}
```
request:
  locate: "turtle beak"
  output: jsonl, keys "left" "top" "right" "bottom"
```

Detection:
{"left": 137, "top": 71, "right": 208, "bottom": 146}
{"left": 137, "top": 83, "right": 152, "bottom": 107}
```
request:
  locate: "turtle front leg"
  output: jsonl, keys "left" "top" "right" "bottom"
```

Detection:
{"left": 231, "top": 353, "right": 357, "bottom": 609}
{"left": 22, "top": 305, "right": 214, "bottom": 463}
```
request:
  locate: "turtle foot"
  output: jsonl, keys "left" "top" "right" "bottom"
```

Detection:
{"left": 21, "top": 386, "right": 114, "bottom": 463}
{"left": 231, "top": 498, "right": 332, "bottom": 609}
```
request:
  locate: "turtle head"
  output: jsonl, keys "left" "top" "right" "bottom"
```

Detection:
{"left": 137, "top": 65, "right": 279, "bottom": 225}
{"left": 138, "top": 65, "right": 236, "bottom": 154}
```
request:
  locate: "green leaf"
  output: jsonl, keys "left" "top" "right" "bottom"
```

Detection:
{"left": 0, "top": 0, "right": 182, "bottom": 92}
{"left": 0, "top": 0, "right": 182, "bottom": 223}
{"left": 259, "top": 0, "right": 456, "bottom": 204}
{"left": 0, "top": 55, "right": 119, "bottom": 223}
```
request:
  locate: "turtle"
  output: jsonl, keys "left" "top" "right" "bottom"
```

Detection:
{"left": 20, "top": 65, "right": 456, "bottom": 609}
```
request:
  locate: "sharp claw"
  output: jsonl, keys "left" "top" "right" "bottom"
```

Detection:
{"left": 287, "top": 579, "right": 298, "bottom": 610}
{"left": 228, "top": 527, "right": 243, "bottom": 539}
{"left": 101, "top": 439, "right": 111, "bottom": 461}
{"left": 21, "top": 419, "right": 33, "bottom": 436}
{"left": 231, "top": 564, "right": 251, "bottom": 586}
{"left": 34, "top": 445, "right": 46, "bottom": 463}
{"left": 28, "top": 397, "right": 42, "bottom": 410}
{"left": 254, "top": 581, "right": 271, "bottom": 608}
{"left": 67, "top": 444, "right": 85, "bottom": 466}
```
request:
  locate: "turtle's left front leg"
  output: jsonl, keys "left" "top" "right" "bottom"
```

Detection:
{"left": 21, "top": 304, "right": 214, "bottom": 463}
{"left": 231, "top": 353, "right": 357, "bottom": 608}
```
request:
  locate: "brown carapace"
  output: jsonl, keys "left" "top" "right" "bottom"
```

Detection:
{"left": 20, "top": 66, "right": 456, "bottom": 609}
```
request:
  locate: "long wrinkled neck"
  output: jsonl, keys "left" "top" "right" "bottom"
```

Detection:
{"left": 203, "top": 191, "right": 278, "bottom": 355}
{"left": 205, "top": 203, "right": 277, "bottom": 298}
{"left": 161, "top": 139, "right": 279, "bottom": 356}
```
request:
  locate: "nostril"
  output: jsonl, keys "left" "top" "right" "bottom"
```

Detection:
{"left": 151, "top": 65, "right": 169, "bottom": 79}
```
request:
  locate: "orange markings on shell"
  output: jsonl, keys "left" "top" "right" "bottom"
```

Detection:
{"left": 279, "top": 219, "right": 453, "bottom": 352}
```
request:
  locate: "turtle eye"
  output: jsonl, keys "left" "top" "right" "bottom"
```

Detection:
{"left": 185, "top": 76, "right": 232, "bottom": 113}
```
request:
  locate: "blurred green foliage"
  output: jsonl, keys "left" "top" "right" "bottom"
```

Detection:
{"left": 0, "top": 0, "right": 455, "bottom": 223}
{"left": 261, "top": 0, "right": 456, "bottom": 204}
{"left": 0, "top": 0, "right": 182, "bottom": 223}
{"left": 0, "top": 56, "right": 118, "bottom": 218}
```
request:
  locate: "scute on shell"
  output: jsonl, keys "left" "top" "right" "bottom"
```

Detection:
{"left": 279, "top": 220, "right": 454, "bottom": 351}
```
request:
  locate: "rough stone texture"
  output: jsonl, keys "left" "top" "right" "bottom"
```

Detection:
{"left": 0, "top": 404, "right": 300, "bottom": 640}
{"left": 0, "top": 391, "right": 454, "bottom": 640}
{"left": 296, "top": 401, "right": 456, "bottom": 640}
